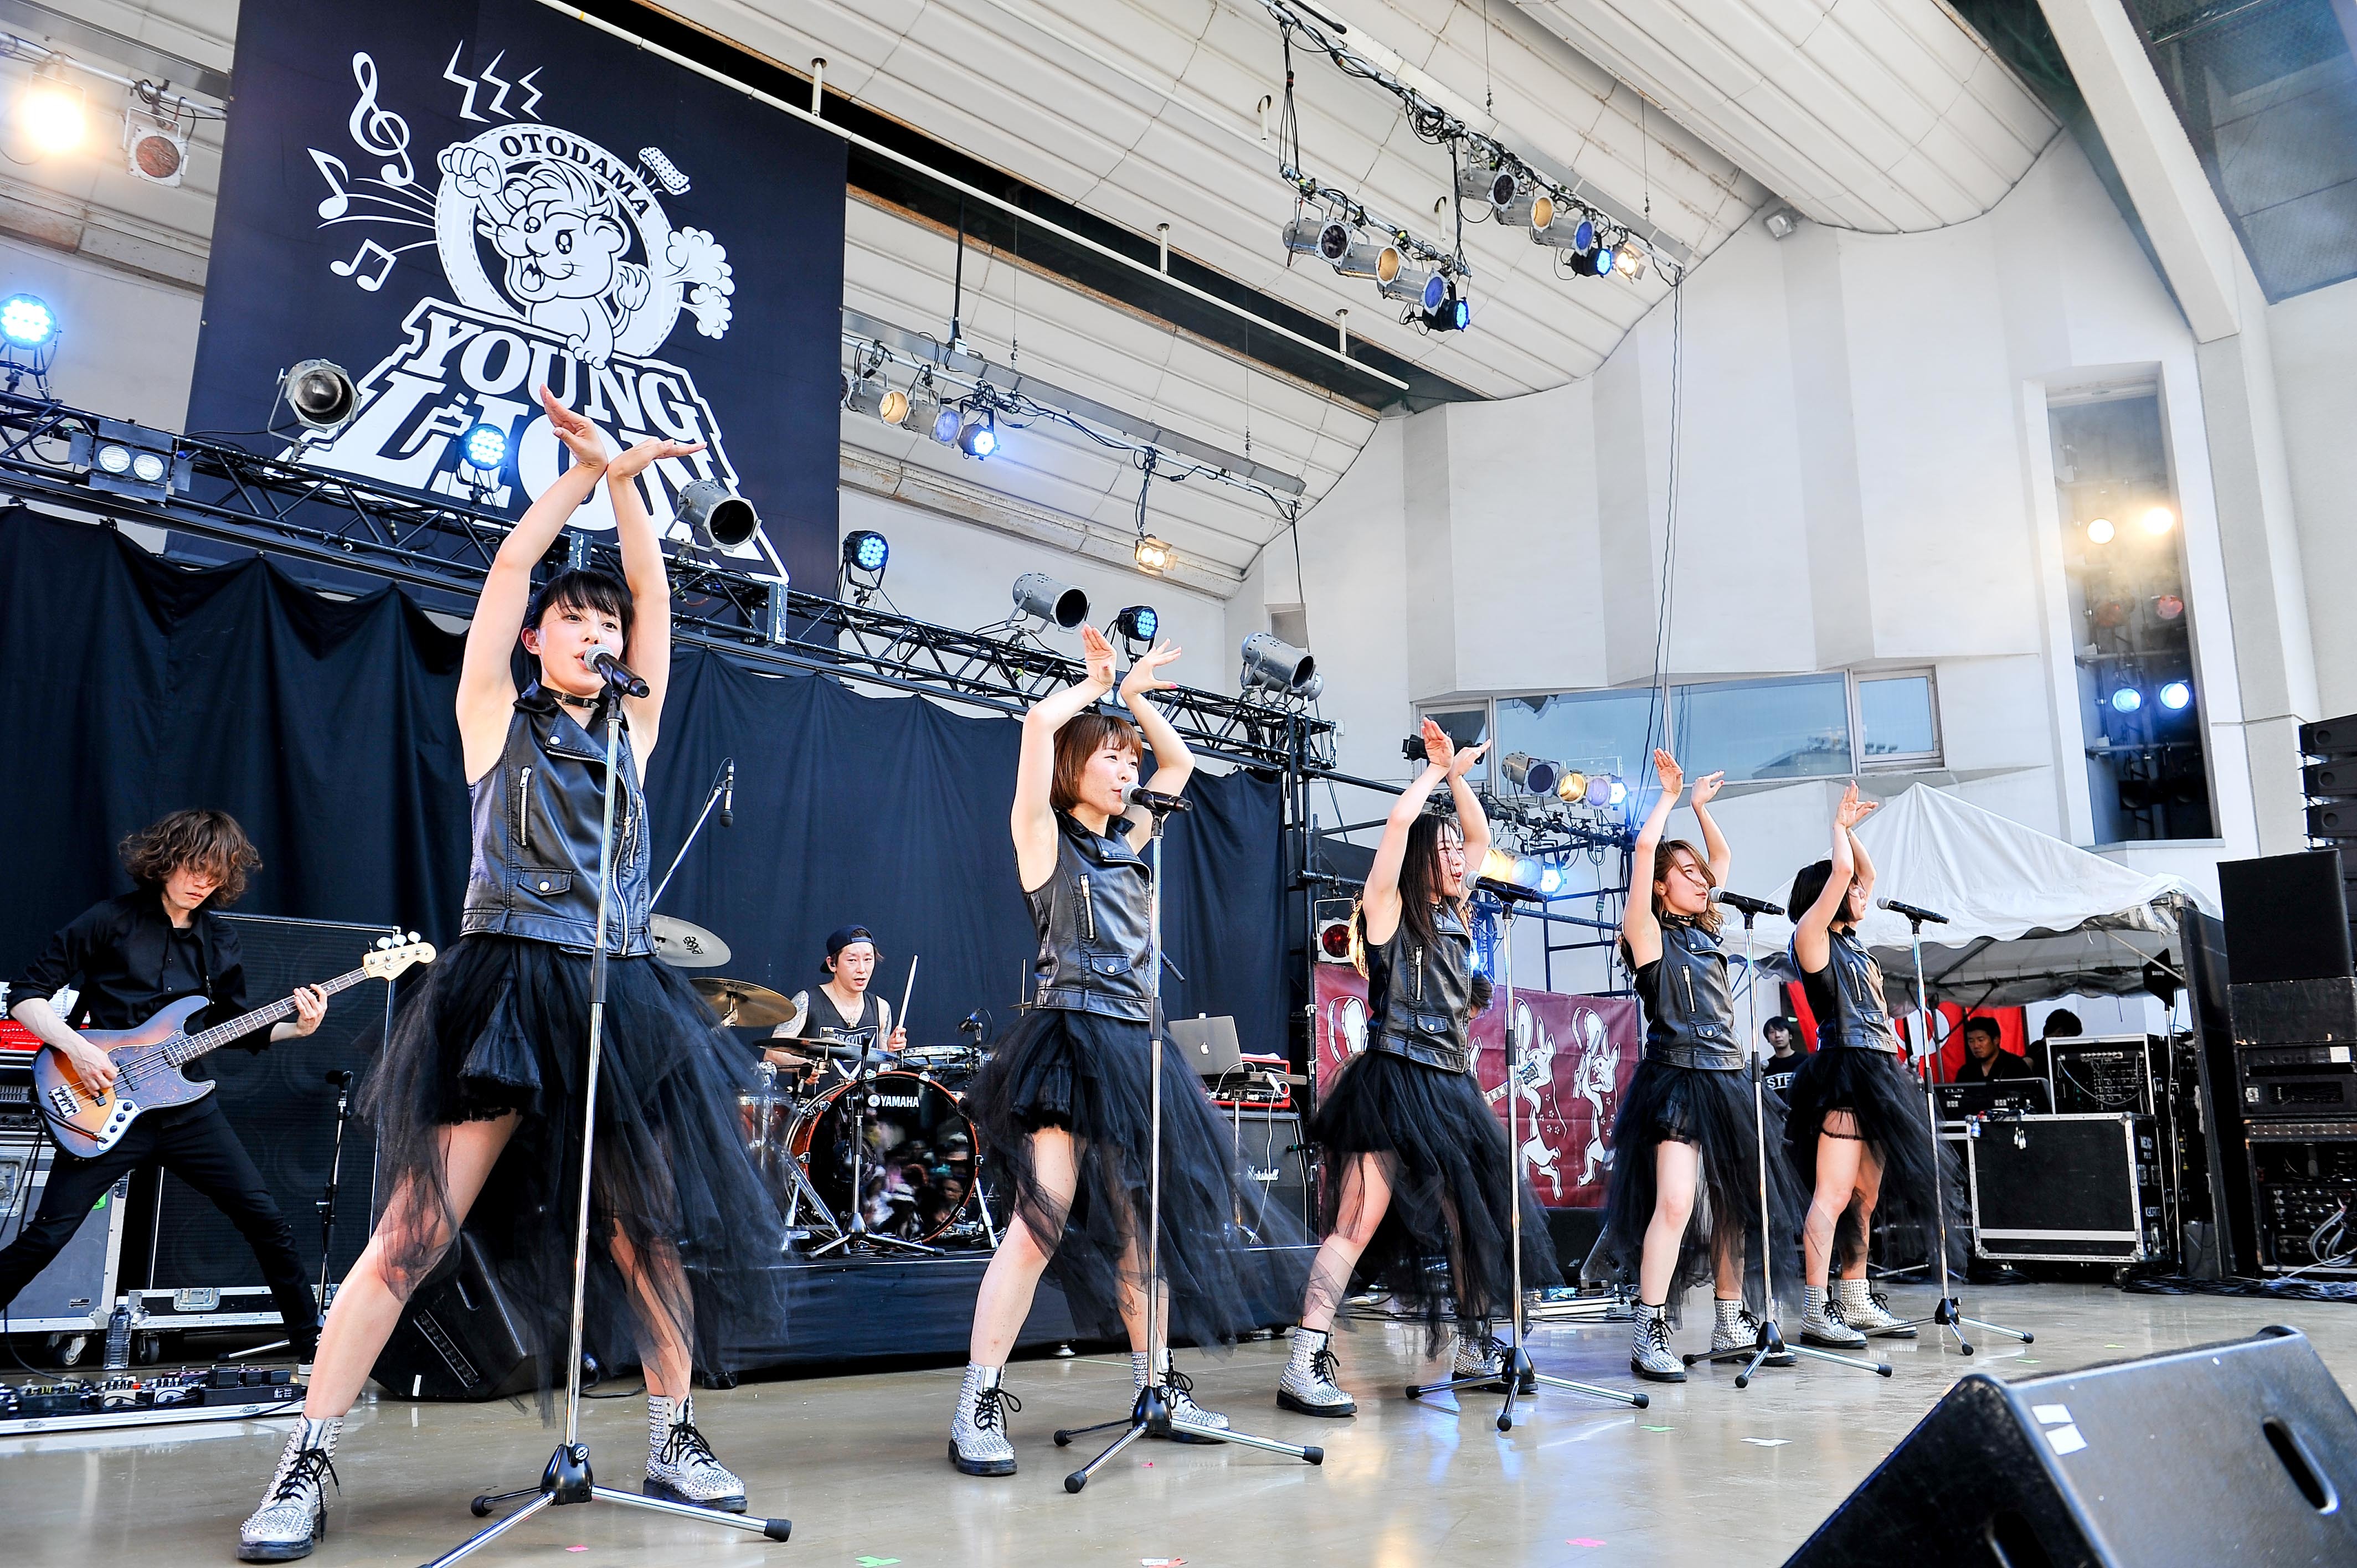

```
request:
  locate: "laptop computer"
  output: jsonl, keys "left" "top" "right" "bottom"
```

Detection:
{"left": 1170, "top": 1014, "right": 1243, "bottom": 1079}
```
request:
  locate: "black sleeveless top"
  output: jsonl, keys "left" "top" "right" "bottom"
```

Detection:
{"left": 1024, "top": 812, "right": 1154, "bottom": 1021}
{"left": 461, "top": 684, "right": 652, "bottom": 956}
{"left": 1634, "top": 919, "right": 1743, "bottom": 1071}
{"left": 1365, "top": 902, "right": 1477, "bottom": 1074}
{"left": 1797, "top": 926, "right": 1902, "bottom": 1055}
{"left": 803, "top": 987, "right": 886, "bottom": 1048}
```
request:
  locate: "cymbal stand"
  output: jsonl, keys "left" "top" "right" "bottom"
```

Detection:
{"left": 1885, "top": 911, "right": 2034, "bottom": 1356}
{"left": 649, "top": 758, "right": 731, "bottom": 911}
{"left": 426, "top": 700, "right": 788, "bottom": 1564}
{"left": 1053, "top": 793, "right": 1324, "bottom": 1489}
{"left": 1685, "top": 908, "right": 1890, "bottom": 1387}
{"left": 1407, "top": 885, "right": 1648, "bottom": 1427}
{"left": 749, "top": 1062, "right": 840, "bottom": 1250}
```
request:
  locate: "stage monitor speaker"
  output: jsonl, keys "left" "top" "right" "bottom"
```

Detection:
{"left": 369, "top": 1232, "right": 537, "bottom": 1402}
{"left": 1783, "top": 1326, "right": 2357, "bottom": 1567}
{"left": 136, "top": 914, "right": 398, "bottom": 1308}
{"left": 2219, "top": 851, "right": 2350, "bottom": 984}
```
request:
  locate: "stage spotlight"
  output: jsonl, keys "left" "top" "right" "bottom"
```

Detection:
{"left": 19, "top": 68, "right": 84, "bottom": 156}
{"left": 1555, "top": 770, "right": 1589, "bottom": 804}
{"left": 459, "top": 422, "right": 507, "bottom": 472}
{"left": 1502, "top": 752, "right": 1562, "bottom": 796}
{"left": 2155, "top": 594, "right": 2185, "bottom": 621}
{"left": 2159, "top": 680, "right": 2192, "bottom": 711}
{"left": 1111, "top": 604, "right": 1159, "bottom": 655}
{"left": 1497, "top": 188, "right": 1553, "bottom": 230}
{"left": 843, "top": 375, "right": 887, "bottom": 420}
{"left": 1593, "top": 241, "right": 1617, "bottom": 277}
{"left": 1281, "top": 216, "right": 1342, "bottom": 260}
{"left": 1133, "top": 533, "right": 1173, "bottom": 575}
{"left": 958, "top": 409, "right": 997, "bottom": 459}
{"left": 1241, "top": 631, "right": 1316, "bottom": 695}
{"left": 1380, "top": 264, "right": 1447, "bottom": 313}
{"left": 1330, "top": 236, "right": 1405, "bottom": 284}
{"left": 124, "top": 110, "right": 189, "bottom": 186}
{"left": 1537, "top": 863, "right": 1568, "bottom": 896}
{"left": 678, "top": 478, "right": 759, "bottom": 550}
{"left": 2109, "top": 687, "right": 2143, "bottom": 714}
{"left": 1456, "top": 163, "right": 1517, "bottom": 212}
{"left": 2141, "top": 506, "right": 2175, "bottom": 536}
{"left": 1615, "top": 245, "right": 1649, "bottom": 280}
{"left": 281, "top": 359, "right": 358, "bottom": 433}
{"left": 1013, "top": 571, "right": 1090, "bottom": 628}
{"left": 902, "top": 376, "right": 941, "bottom": 437}
{"left": 1531, "top": 212, "right": 1595, "bottom": 252}
{"left": 843, "top": 529, "right": 889, "bottom": 577}
{"left": 71, "top": 417, "right": 185, "bottom": 502}
{"left": 0, "top": 294, "right": 55, "bottom": 349}
{"left": 878, "top": 385, "right": 912, "bottom": 426}
{"left": 930, "top": 402, "right": 963, "bottom": 445}
{"left": 1419, "top": 277, "right": 1470, "bottom": 333}
{"left": 2086, "top": 517, "right": 2115, "bottom": 544}
{"left": 1601, "top": 776, "right": 1627, "bottom": 807}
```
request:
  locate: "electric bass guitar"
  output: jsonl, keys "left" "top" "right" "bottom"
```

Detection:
{"left": 32, "top": 936, "right": 435, "bottom": 1157}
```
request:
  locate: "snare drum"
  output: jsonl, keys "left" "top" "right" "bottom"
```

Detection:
{"left": 788, "top": 1071, "right": 997, "bottom": 1244}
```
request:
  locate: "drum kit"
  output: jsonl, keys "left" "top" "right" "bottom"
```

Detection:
{"left": 658, "top": 916, "right": 1007, "bottom": 1256}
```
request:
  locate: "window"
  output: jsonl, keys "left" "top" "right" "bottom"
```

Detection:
{"left": 1856, "top": 672, "right": 1939, "bottom": 766}
{"left": 1422, "top": 706, "right": 1490, "bottom": 781}
{"left": 1677, "top": 674, "right": 1850, "bottom": 782}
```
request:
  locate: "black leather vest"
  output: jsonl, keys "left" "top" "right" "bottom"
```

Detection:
{"left": 1365, "top": 902, "right": 1478, "bottom": 1074}
{"left": 1025, "top": 813, "right": 1153, "bottom": 1021}
{"left": 1638, "top": 920, "right": 1743, "bottom": 1070}
{"left": 1800, "top": 926, "right": 1902, "bottom": 1054}
{"left": 461, "top": 685, "right": 652, "bottom": 956}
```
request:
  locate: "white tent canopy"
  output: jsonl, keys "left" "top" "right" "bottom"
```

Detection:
{"left": 1750, "top": 785, "right": 2217, "bottom": 1009}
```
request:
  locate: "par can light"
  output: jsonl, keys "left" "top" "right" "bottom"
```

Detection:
{"left": 459, "top": 422, "right": 508, "bottom": 471}
{"left": 1241, "top": 631, "right": 1315, "bottom": 694}
{"left": 1013, "top": 571, "right": 1090, "bottom": 628}
{"left": 678, "top": 479, "right": 759, "bottom": 550}
{"left": 2159, "top": 680, "right": 2192, "bottom": 711}
{"left": 2109, "top": 687, "right": 2143, "bottom": 714}
{"left": 0, "top": 293, "right": 56, "bottom": 348}
{"left": 282, "top": 359, "right": 358, "bottom": 432}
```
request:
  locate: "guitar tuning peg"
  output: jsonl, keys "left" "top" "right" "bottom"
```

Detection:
{"left": 408, "top": 931, "right": 421, "bottom": 943}
{"left": 376, "top": 936, "right": 393, "bottom": 948}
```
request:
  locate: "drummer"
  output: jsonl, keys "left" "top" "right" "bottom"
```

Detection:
{"left": 765, "top": 925, "right": 908, "bottom": 1072}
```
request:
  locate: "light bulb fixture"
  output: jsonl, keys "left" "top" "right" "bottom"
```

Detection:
{"left": 2141, "top": 506, "right": 2175, "bottom": 535}
{"left": 0, "top": 293, "right": 56, "bottom": 349}
{"left": 459, "top": 422, "right": 508, "bottom": 472}
{"left": 70, "top": 417, "right": 185, "bottom": 502}
{"left": 1330, "top": 237, "right": 1405, "bottom": 283}
{"left": 1380, "top": 264, "right": 1448, "bottom": 313}
{"left": 878, "top": 386, "right": 912, "bottom": 426}
{"left": 1555, "top": 770, "right": 1589, "bottom": 804}
{"left": 19, "top": 68, "right": 85, "bottom": 157}
{"left": 1497, "top": 189, "right": 1553, "bottom": 230}
{"left": 930, "top": 402, "right": 964, "bottom": 445}
{"left": 2109, "top": 687, "right": 2143, "bottom": 714}
{"left": 2086, "top": 517, "right": 2116, "bottom": 544}
{"left": 1615, "top": 245, "right": 1649, "bottom": 280}
{"left": 841, "top": 529, "right": 889, "bottom": 601}
{"left": 1531, "top": 212, "right": 1596, "bottom": 252}
{"left": 1133, "top": 533, "right": 1172, "bottom": 575}
{"left": 1455, "top": 163, "right": 1517, "bottom": 211}
{"left": 1501, "top": 752, "right": 1562, "bottom": 796}
{"left": 1419, "top": 277, "right": 1470, "bottom": 333}
{"left": 2159, "top": 680, "right": 2192, "bottom": 711}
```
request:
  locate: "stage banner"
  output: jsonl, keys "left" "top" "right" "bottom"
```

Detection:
{"left": 187, "top": 0, "right": 845, "bottom": 594}
{"left": 1313, "top": 965, "right": 1639, "bottom": 1209}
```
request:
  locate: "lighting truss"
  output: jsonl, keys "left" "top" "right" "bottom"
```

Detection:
{"left": 0, "top": 391, "right": 1334, "bottom": 772}
{"left": 1254, "top": 0, "right": 1679, "bottom": 286}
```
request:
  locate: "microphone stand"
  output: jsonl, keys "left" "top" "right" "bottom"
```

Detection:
{"left": 650, "top": 759, "right": 733, "bottom": 911}
{"left": 428, "top": 695, "right": 789, "bottom": 1564}
{"left": 1885, "top": 910, "right": 2034, "bottom": 1355}
{"left": 1052, "top": 792, "right": 1324, "bottom": 1489}
{"left": 1686, "top": 906, "right": 1890, "bottom": 1386}
{"left": 230, "top": 1068, "right": 358, "bottom": 1366}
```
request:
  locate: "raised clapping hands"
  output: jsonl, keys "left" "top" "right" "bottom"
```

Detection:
{"left": 1690, "top": 769, "right": 1727, "bottom": 807}
{"left": 1835, "top": 780, "right": 1878, "bottom": 829}
{"left": 1079, "top": 623, "right": 1119, "bottom": 691}
{"left": 1653, "top": 747, "right": 1684, "bottom": 798}
{"left": 1119, "top": 639, "right": 1183, "bottom": 700}
{"left": 607, "top": 436, "right": 707, "bottom": 482}
{"left": 539, "top": 385, "right": 609, "bottom": 472}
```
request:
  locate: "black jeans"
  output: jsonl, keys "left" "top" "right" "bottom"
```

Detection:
{"left": 0, "top": 1097, "right": 318, "bottom": 1352}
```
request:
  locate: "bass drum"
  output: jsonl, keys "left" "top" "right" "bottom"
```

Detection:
{"left": 788, "top": 1071, "right": 1007, "bottom": 1247}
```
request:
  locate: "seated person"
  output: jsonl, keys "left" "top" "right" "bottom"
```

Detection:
{"left": 1954, "top": 1014, "right": 2032, "bottom": 1083}
{"left": 766, "top": 925, "right": 908, "bottom": 1073}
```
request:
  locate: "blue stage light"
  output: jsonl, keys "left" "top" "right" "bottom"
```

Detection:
{"left": 1538, "top": 864, "right": 1567, "bottom": 896}
{"left": 1594, "top": 244, "right": 1617, "bottom": 277}
{"left": 2110, "top": 687, "right": 2143, "bottom": 714}
{"left": 931, "top": 405, "right": 962, "bottom": 445}
{"left": 459, "top": 422, "right": 507, "bottom": 471}
{"left": 1574, "top": 219, "right": 1596, "bottom": 252}
{"left": 2159, "top": 680, "right": 2191, "bottom": 711}
{"left": 959, "top": 411, "right": 997, "bottom": 458}
{"left": 0, "top": 293, "right": 55, "bottom": 348}
{"left": 845, "top": 529, "right": 889, "bottom": 574}
{"left": 1419, "top": 272, "right": 1447, "bottom": 313}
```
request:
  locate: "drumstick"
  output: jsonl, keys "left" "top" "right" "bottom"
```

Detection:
{"left": 897, "top": 955, "right": 918, "bottom": 1040}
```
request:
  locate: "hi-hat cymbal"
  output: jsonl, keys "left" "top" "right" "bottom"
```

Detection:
{"left": 651, "top": 915, "right": 732, "bottom": 968}
{"left": 693, "top": 977, "right": 800, "bottom": 1029}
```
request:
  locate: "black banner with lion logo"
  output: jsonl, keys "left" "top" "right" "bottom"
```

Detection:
{"left": 189, "top": 0, "right": 844, "bottom": 595}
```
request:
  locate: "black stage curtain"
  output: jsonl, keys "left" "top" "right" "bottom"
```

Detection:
{"left": 0, "top": 513, "right": 1285, "bottom": 1059}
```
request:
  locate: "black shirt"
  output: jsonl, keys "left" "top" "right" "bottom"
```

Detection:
{"left": 11, "top": 888, "right": 269, "bottom": 1081}
{"left": 1955, "top": 1049, "right": 2033, "bottom": 1084}
{"left": 1763, "top": 1050, "right": 1807, "bottom": 1096}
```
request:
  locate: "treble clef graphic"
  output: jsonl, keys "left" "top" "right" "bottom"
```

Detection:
{"left": 348, "top": 53, "right": 414, "bottom": 188}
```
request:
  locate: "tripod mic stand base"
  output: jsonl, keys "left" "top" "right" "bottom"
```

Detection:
{"left": 1684, "top": 1320, "right": 1892, "bottom": 1389}
{"left": 433, "top": 1442, "right": 790, "bottom": 1567}
{"left": 1051, "top": 1384, "right": 1323, "bottom": 1493}
{"left": 1407, "top": 1345, "right": 1649, "bottom": 1431}
{"left": 1891, "top": 1294, "right": 2036, "bottom": 1357}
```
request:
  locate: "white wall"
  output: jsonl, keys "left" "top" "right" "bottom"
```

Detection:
{"left": 2269, "top": 274, "right": 2357, "bottom": 722}
{"left": 0, "top": 233, "right": 200, "bottom": 430}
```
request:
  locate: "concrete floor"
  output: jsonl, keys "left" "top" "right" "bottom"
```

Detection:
{"left": 4, "top": 1281, "right": 2353, "bottom": 1567}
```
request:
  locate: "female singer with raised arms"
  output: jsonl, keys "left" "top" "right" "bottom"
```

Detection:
{"left": 949, "top": 627, "right": 1290, "bottom": 1477}
{"left": 238, "top": 389, "right": 786, "bottom": 1561}
{"left": 1275, "top": 719, "right": 1558, "bottom": 1416}
{"left": 1599, "top": 750, "right": 1803, "bottom": 1382}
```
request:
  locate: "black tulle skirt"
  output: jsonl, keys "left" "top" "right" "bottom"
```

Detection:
{"left": 1596, "top": 1060, "right": 1807, "bottom": 1316}
{"left": 1309, "top": 1050, "right": 1558, "bottom": 1353}
{"left": 965, "top": 1006, "right": 1306, "bottom": 1349}
{"left": 1783, "top": 1046, "right": 1954, "bottom": 1260}
{"left": 359, "top": 934, "right": 788, "bottom": 1404}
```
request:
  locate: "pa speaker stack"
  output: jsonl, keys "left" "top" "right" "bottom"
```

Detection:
{"left": 2301, "top": 712, "right": 2357, "bottom": 941}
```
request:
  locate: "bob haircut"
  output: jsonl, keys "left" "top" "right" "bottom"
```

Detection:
{"left": 1786, "top": 858, "right": 1859, "bottom": 929}
{"left": 524, "top": 568, "right": 635, "bottom": 658}
{"left": 120, "top": 808, "right": 261, "bottom": 907}
{"left": 1051, "top": 711, "right": 1145, "bottom": 813}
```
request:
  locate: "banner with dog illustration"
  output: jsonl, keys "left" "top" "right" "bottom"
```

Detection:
{"left": 1314, "top": 966, "right": 1640, "bottom": 1209}
{"left": 188, "top": 0, "right": 845, "bottom": 597}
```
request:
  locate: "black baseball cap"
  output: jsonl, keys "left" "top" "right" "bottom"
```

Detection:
{"left": 824, "top": 925, "right": 877, "bottom": 974}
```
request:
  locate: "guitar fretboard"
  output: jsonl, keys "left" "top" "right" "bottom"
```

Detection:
{"left": 164, "top": 965, "right": 380, "bottom": 1065}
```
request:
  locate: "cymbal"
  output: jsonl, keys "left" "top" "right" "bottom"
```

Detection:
{"left": 693, "top": 977, "right": 800, "bottom": 1029}
{"left": 651, "top": 915, "right": 732, "bottom": 969}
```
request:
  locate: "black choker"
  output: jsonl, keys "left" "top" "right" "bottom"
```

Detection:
{"left": 551, "top": 689, "right": 599, "bottom": 710}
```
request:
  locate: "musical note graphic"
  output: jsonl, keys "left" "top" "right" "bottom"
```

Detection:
{"left": 310, "top": 149, "right": 353, "bottom": 221}
{"left": 348, "top": 54, "right": 414, "bottom": 187}
{"left": 331, "top": 238, "right": 398, "bottom": 291}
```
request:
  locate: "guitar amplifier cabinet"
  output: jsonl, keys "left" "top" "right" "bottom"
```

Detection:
{"left": 0, "top": 1130, "right": 130, "bottom": 1335}
{"left": 1967, "top": 1113, "right": 2166, "bottom": 1265}
{"left": 1214, "top": 1108, "right": 1308, "bottom": 1242}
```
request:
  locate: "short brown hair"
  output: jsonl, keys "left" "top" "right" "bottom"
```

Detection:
{"left": 1051, "top": 711, "right": 1144, "bottom": 813}
{"left": 120, "top": 809, "right": 261, "bottom": 907}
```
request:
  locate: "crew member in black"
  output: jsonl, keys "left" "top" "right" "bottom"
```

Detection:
{"left": 766, "top": 925, "right": 908, "bottom": 1072}
{"left": 1954, "top": 1015, "right": 2031, "bottom": 1083}
{"left": 949, "top": 626, "right": 1298, "bottom": 1476}
{"left": 1598, "top": 750, "right": 1805, "bottom": 1382}
{"left": 1277, "top": 719, "right": 1558, "bottom": 1418}
{"left": 238, "top": 390, "right": 785, "bottom": 1561}
{"left": 1762, "top": 1015, "right": 1807, "bottom": 1098}
{"left": 3, "top": 810, "right": 327, "bottom": 1358}
{"left": 1784, "top": 782, "right": 1948, "bottom": 1348}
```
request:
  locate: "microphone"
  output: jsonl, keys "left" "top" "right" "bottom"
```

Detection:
{"left": 719, "top": 759, "right": 735, "bottom": 828}
{"left": 585, "top": 641, "right": 650, "bottom": 698}
{"left": 1877, "top": 897, "right": 1951, "bottom": 925}
{"left": 1476, "top": 876, "right": 1546, "bottom": 905}
{"left": 1710, "top": 888, "right": 1784, "bottom": 917}
{"left": 1121, "top": 782, "right": 1192, "bottom": 814}
{"left": 323, "top": 1069, "right": 355, "bottom": 1088}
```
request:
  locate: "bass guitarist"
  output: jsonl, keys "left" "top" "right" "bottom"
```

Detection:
{"left": 2, "top": 809, "right": 328, "bottom": 1364}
